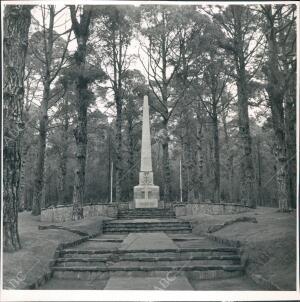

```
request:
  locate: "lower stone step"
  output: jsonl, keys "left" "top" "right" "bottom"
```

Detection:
{"left": 103, "top": 229, "right": 192, "bottom": 234}
{"left": 61, "top": 247, "right": 239, "bottom": 254}
{"left": 60, "top": 248, "right": 239, "bottom": 260}
{"left": 104, "top": 222, "right": 189, "bottom": 227}
{"left": 56, "top": 254, "right": 240, "bottom": 264}
{"left": 55, "top": 259, "right": 239, "bottom": 268}
{"left": 118, "top": 216, "right": 176, "bottom": 219}
{"left": 52, "top": 265, "right": 244, "bottom": 280}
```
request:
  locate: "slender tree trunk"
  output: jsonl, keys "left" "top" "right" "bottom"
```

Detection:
{"left": 32, "top": 6, "right": 54, "bottom": 215}
{"left": 186, "top": 142, "right": 195, "bottom": 202}
{"left": 180, "top": 132, "right": 186, "bottom": 201}
{"left": 212, "top": 111, "right": 220, "bottom": 203}
{"left": 3, "top": 5, "right": 32, "bottom": 252}
{"left": 115, "top": 99, "right": 122, "bottom": 202}
{"left": 59, "top": 97, "right": 69, "bottom": 205}
{"left": 161, "top": 22, "right": 171, "bottom": 202}
{"left": 285, "top": 92, "right": 296, "bottom": 209}
{"left": 128, "top": 119, "right": 135, "bottom": 201}
{"left": 107, "top": 127, "right": 112, "bottom": 202}
{"left": 32, "top": 83, "right": 50, "bottom": 215}
{"left": 183, "top": 111, "right": 195, "bottom": 203}
{"left": 222, "top": 114, "right": 234, "bottom": 202}
{"left": 196, "top": 117, "right": 205, "bottom": 203}
{"left": 162, "top": 119, "right": 171, "bottom": 202}
{"left": 256, "top": 139, "right": 263, "bottom": 206}
{"left": 233, "top": 6, "right": 256, "bottom": 208}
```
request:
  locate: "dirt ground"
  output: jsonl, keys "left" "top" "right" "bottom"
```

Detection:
{"left": 2, "top": 212, "right": 108, "bottom": 289}
{"left": 182, "top": 207, "right": 297, "bottom": 290}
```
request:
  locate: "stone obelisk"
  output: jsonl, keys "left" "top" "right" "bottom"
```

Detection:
{"left": 134, "top": 95, "right": 159, "bottom": 208}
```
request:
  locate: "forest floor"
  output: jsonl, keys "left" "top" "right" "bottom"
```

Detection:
{"left": 2, "top": 212, "right": 109, "bottom": 289}
{"left": 182, "top": 207, "right": 297, "bottom": 290}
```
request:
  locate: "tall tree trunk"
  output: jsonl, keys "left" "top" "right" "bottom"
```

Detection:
{"left": 212, "top": 112, "right": 220, "bottom": 203}
{"left": 264, "top": 6, "right": 289, "bottom": 211}
{"left": 183, "top": 111, "right": 195, "bottom": 203}
{"left": 179, "top": 131, "right": 186, "bottom": 201}
{"left": 69, "top": 6, "right": 92, "bottom": 219}
{"left": 19, "top": 144, "right": 30, "bottom": 211}
{"left": 278, "top": 7, "right": 296, "bottom": 210}
{"left": 186, "top": 142, "right": 195, "bottom": 202}
{"left": 31, "top": 6, "right": 54, "bottom": 215}
{"left": 162, "top": 119, "right": 171, "bottom": 202}
{"left": 115, "top": 100, "right": 122, "bottom": 202}
{"left": 3, "top": 5, "right": 32, "bottom": 252}
{"left": 233, "top": 6, "right": 256, "bottom": 208}
{"left": 222, "top": 114, "right": 234, "bottom": 203}
{"left": 31, "top": 83, "right": 50, "bottom": 215}
{"left": 285, "top": 89, "right": 296, "bottom": 209}
{"left": 196, "top": 113, "right": 205, "bottom": 203}
{"left": 19, "top": 102, "right": 32, "bottom": 210}
{"left": 256, "top": 139, "right": 263, "bottom": 206}
{"left": 107, "top": 127, "right": 112, "bottom": 202}
{"left": 59, "top": 97, "right": 69, "bottom": 205}
{"left": 72, "top": 90, "right": 88, "bottom": 210}
{"left": 127, "top": 119, "right": 135, "bottom": 201}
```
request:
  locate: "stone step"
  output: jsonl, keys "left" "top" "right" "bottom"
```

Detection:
{"left": 118, "top": 209, "right": 174, "bottom": 212}
{"left": 55, "top": 257, "right": 240, "bottom": 268}
{"left": 52, "top": 264, "right": 244, "bottom": 273}
{"left": 53, "top": 268, "right": 243, "bottom": 280}
{"left": 118, "top": 211, "right": 175, "bottom": 214}
{"left": 103, "top": 227, "right": 191, "bottom": 231}
{"left": 117, "top": 211, "right": 175, "bottom": 217}
{"left": 87, "top": 238, "right": 123, "bottom": 243}
{"left": 103, "top": 225, "right": 191, "bottom": 229}
{"left": 103, "top": 228, "right": 192, "bottom": 234}
{"left": 60, "top": 247, "right": 239, "bottom": 256}
{"left": 56, "top": 254, "right": 240, "bottom": 263}
{"left": 118, "top": 212, "right": 175, "bottom": 214}
{"left": 104, "top": 221, "right": 187, "bottom": 225}
{"left": 60, "top": 250, "right": 238, "bottom": 260}
{"left": 104, "top": 231, "right": 192, "bottom": 234}
{"left": 118, "top": 214, "right": 176, "bottom": 219}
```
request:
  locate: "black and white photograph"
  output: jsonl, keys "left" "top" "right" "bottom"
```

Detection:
{"left": 1, "top": 1, "right": 299, "bottom": 301}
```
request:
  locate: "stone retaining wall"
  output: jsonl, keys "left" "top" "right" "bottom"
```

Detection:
{"left": 174, "top": 203, "right": 250, "bottom": 217}
{"left": 41, "top": 204, "right": 118, "bottom": 222}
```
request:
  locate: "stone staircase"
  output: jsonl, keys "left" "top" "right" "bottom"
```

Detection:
{"left": 118, "top": 208, "right": 176, "bottom": 219}
{"left": 103, "top": 207, "right": 189, "bottom": 234}
{"left": 103, "top": 219, "right": 192, "bottom": 234}
{"left": 42, "top": 208, "right": 251, "bottom": 290}
{"left": 51, "top": 238, "right": 244, "bottom": 282}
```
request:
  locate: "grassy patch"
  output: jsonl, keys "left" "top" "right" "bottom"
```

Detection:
{"left": 3, "top": 212, "right": 109, "bottom": 289}
{"left": 183, "top": 207, "right": 296, "bottom": 290}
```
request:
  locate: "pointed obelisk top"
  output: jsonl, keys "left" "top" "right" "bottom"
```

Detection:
{"left": 140, "top": 95, "right": 152, "bottom": 172}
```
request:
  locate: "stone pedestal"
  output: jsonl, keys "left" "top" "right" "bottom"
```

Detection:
{"left": 134, "top": 185, "right": 159, "bottom": 208}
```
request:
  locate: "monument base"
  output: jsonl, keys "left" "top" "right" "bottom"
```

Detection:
{"left": 133, "top": 185, "right": 159, "bottom": 208}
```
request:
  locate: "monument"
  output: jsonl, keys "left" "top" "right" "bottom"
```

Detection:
{"left": 133, "top": 95, "right": 160, "bottom": 208}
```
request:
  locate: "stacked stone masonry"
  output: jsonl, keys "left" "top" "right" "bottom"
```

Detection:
{"left": 174, "top": 203, "right": 251, "bottom": 217}
{"left": 41, "top": 204, "right": 118, "bottom": 223}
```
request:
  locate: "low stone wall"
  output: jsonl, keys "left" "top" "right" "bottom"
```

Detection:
{"left": 41, "top": 203, "right": 118, "bottom": 223}
{"left": 174, "top": 203, "right": 251, "bottom": 217}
